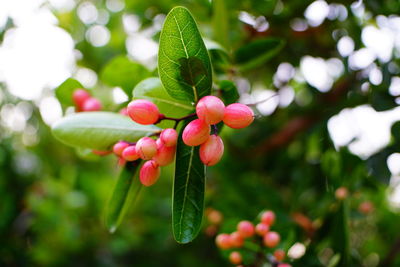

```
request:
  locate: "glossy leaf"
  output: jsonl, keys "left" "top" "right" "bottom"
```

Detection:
{"left": 234, "top": 38, "right": 284, "bottom": 71}
{"left": 100, "top": 56, "right": 150, "bottom": 97}
{"left": 172, "top": 119, "right": 206, "bottom": 243}
{"left": 52, "top": 112, "right": 160, "bottom": 150}
{"left": 104, "top": 162, "right": 143, "bottom": 233}
{"left": 55, "top": 78, "right": 84, "bottom": 108}
{"left": 158, "top": 6, "right": 212, "bottom": 103}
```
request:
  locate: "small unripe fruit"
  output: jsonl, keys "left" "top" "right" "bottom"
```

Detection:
{"left": 274, "top": 249, "right": 285, "bottom": 261}
{"left": 237, "top": 220, "right": 255, "bottom": 238}
{"left": 136, "top": 137, "right": 157, "bottom": 160}
{"left": 182, "top": 119, "right": 210, "bottom": 146}
{"left": 122, "top": 145, "right": 139, "bottom": 161}
{"left": 153, "top": 142, "right": 176, "bottom": 166}
{"left": 196, "top": 95, "right": 225, "bottom": 124}
{"left": 113, "top": 141, "right": 130, "bottom": 156}
{"left": 72, "top": 89, "right": 90, "bottom": 109}
{"left": 82, "top": 97, "right": 102, "bottom": 111}
{"left": 199, "top": 135, "right": 224, "bottom": 166}
{"left": 335, "top": 187, "right": 348, "bottom": 200}
{"left": 255, "top": 223, "right": 270, "bottom": 236}
{"left": 215, "top": 233, "right": 232, "bottom": 249}
{"left": 207, "top": 209, "right": 223, "bottom": 225}
{"left": 160, "top": 128, "right": 178, "bottom": 147}
{"left": 263, "top": 231, "right": 280, "bottom": 248}
{"left": 139, "top": 160, "right": 160, "bottom": 186}
{"left": 261, "top": 210, "right": 276, "bottom": 226}
{"left": 127, "top": 99, "right": 160, "bottom": 125}
{"left": 229, "top": 251, "right": 242, "bottom": 265}
{"left": 230, "top": 232, "right": 244, "bottom": 248}
{"left": 223, "top": 103, "right": 254, "bottom": 129}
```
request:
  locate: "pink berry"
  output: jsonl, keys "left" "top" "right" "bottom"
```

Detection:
{"left": 255, "top": 223, "right": 270, "bottom": 236}
{"left": 215, "top": 233, "right": 232, "bottom": 250}
{"left": 92, "top": 150, "right": 111, "bottom": 156}
{"left": 82, "top": 97, "right": 102, "bottom": 111}
{"left": 207, "top": 209, "right": 223, "bottom": 225}
{"left": 182, "top": 119, "right": 210, "bottom": 146}
{"left": 135, "top": 137, "right": 157, "bottom": 160}
{"left": 261, "top": 211, "right": 276, "bottom": 226}
{"left": 113, "top": 141, "right": 130, "bottom": 157}
{"left": 160, "top": 128, "right": 178, "bottom": 147}
{"left": 127, "top": 99, "right": 160, "bottom": 125}
{"left": 229, "top": 251, "right": 242, "bottom": 265}
{"left": 119, "top": 107, "right": 129, "bottom": 116}
{"left": 335, "top": 187, "right": 348, "bottom": 200}
{"left": 277, "top": 264, "right": 292, "bottom": 267}
{"left": 122, "top": 145, "right": 139, "bottom": 161}
{"left": 223, "top": 103, "right": 254, "bottom": 129}
{"left": 274, "top": 249, "right": 285, "bottom": 261}
{"left": 139, "top": 160, "right": 161, "bottom": 186}
{"left": 230, "top": 231, "right": 244, "bottom": 248}
{"left": 263, "top": 231, "right": 280, "bottom": 248}
{"left": 196, "top": 96, "right": 225, "bottom": 124}
{"left": 237, "top": 220, "right": 255, "bottom": 238}
{"left": 72, "top": 89, "right": 90, "bottom": 109}
{"left": 153, "top": 141, "right": 176, "bottom": 166}
{"left": 199, "top": 134, "right": 224, "bottom": 166}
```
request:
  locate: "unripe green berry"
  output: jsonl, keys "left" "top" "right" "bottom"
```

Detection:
{"left": 196, "top": 95, "right": 225, "bottom": 124}
{"left": 136, "top": 137, "right": 157, "bottom": 160}
{"left": 182, "top": 119, "right": 210, "bottom": 146}
{"left": 199, "top": 134, "right": 224, "bottom": 166}
{"left": 139, "top": 160, "right": 160, "bottom": 186}
{"left": 223, "top": 103, "right": 254, "bottom": 129}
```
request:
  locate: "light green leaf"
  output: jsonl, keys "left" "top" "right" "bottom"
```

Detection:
{"left": 219, "top": 80, "right": 239, "bottom": 105}
{"left": 158, "top": 6, "right": 212, "bottom": 103}
{"left": 55, "top": 78, "right": 84, "bottom": 108}
{"left": 172, "top": 119, "right": 206, "bottom": 243}
{"left": 105, "top": 162, "right": 143, "bottom": 233}
{"left": 212, "top": 0, "right": 229, "bottom": 48}
{"left": 52, "top": 112, "right": 160, "bottom": 150}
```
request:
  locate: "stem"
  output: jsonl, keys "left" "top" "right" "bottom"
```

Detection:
{"left": 157, "top": 113, "right": 197, "bottom": 129}
{"left": 246, "top": 94, "right": 279, "bottom": 107}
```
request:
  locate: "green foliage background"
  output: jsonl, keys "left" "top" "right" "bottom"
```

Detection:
{"left": 1, "top": 0, "right": 400, "bottom": 266}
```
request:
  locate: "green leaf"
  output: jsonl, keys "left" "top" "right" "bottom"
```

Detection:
{"left": 234, "top": 38, "right": 285, "bottom": 71}
{"left": 52, "top": 112, "right": 160, "bottom": 150}
{"left": 331, "top": 202, "right": 350, "bottom": 266}
{"left": 55, "top": 78, "right": 84, "bottom": 108}
{"left": 104, "top": 162, "right": 143, "bottom": 233}
{"left": 219, "top": 80, "right": 239, "bottom": 105}
{"left": 100, "top": 56, "right": 150, "bottom": 97}
{"left": 212, "top": 0, "right": 229, "bottom": 49}
{"left": 158, "top": 6, "right": 212, "bottom": 103}
{"left": 172, "top": 119, "right": 206, "bottom": 243}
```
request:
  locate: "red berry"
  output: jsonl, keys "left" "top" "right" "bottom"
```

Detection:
{"left": 274, "top": 249, "right": 285, "bottom": 261}
{"left": 113, "top": 141, "right": 130, "bottom": 157}
{"left": 335, "top": 187, "right": 348, "bottom": 200}
{"left": 122, "top": 145, "right": 139, "bottom": 161}
{"left": 263, "top": 231, "right": 280, "bottom": 248}
{"left": 135, "top": 137, "right": 157, "bottom": 160}
{"left": 139, "top": 160, "right": 160, "bottom": 186}
{"left": 229, "top": 251, "right": 242, "bottom": 265}
{"left": 199, "top": 134, "right": 224, "bottom": 166}
{"left": 127, "top": 99, "right": 160, "bottom": 125}
{"left": 182, "top": 119, "right": 210, "bottom": 146}
{"left": 153, "top": 141, "right": 176, "bottom": 166}
{"left": 230, "top": 231, "right": 244, "bottom": 248}
{"left": 359, "top": 201, "right": 374, "bottom": 214}
{"left": 261, "top": 211, "right": 276, "bottom": 226}
{"left": 277, "top": 264, "right": 292, "bottom": 267}
{"left": 223, "top": 103, "right": 254, "bottom": 129}
{"left": 160, "top": 128, "right": 178, "bottom": 147}
{"left": 72, "top": 89, "right": 90, "bottom": 109}
{"left": 82, "top": 97, "right": 102, "bottom": 111}
{"left": 196, "top": 95, "right": 225, "bottom": 124}
{"left": 255, "top": 223, "right": 270, "bottom": 236}
{"left": 215, "top": 233, "right": 232, "bottom": 249}
{"left": 207, "top": 209, "right": 223, "bottom": 225}
{"left": 237, "top": 220, "right": 255, "bottom": 238}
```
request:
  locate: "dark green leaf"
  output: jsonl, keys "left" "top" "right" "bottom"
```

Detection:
{"left": 55, "top": 78, "right": 84, "bottom": 108}
{"left": 331, "top": 202, "right": 350, "bottom": 266}
{"left": 158, "top": 6, "right": 212, "bottom": 103}
{"left": 219, "top": 80, "right": 239, "bottom": 105}
{"left": 104, "top": 162, "right": 143, "bottom": 233}
{"left": 172, "top": 120, "right": 206, "bottom": 243}
{"left": 52, "top": 112, "right": 160, "bottom": 150}
{"left": 234, "top": 38, "right": 285, "bottom": 71}
{"left": 100, "top": 56, "right": 150, "bottom": 97}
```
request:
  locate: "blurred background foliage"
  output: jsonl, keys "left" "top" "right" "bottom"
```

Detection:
{"left": 1, "top": 0, "right": 400, "bottom": 266}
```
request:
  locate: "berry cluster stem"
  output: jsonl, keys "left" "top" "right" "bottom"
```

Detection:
{"left": 157, "top": 113, "right": 197, "bottom": 129}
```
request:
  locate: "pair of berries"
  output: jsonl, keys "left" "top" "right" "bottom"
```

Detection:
{"left": 72, "top": 89, "right": 102, "bottom": 112}
{"left": 113, "top": 128, "right": 178, "bottom": 187}
{"left": 127, "top": 95, "right": 254, "bottom": 167}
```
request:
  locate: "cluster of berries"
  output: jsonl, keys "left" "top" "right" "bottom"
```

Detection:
{"left": 126, "top": 95, "right": 254, "bottom": 167}
{"left": 215, "top": 211, "right": 291, "bottom": 267}
{"left": 72, "top": 89, "right": 102, "bottom": 112}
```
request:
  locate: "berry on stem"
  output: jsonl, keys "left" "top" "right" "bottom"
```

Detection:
{"left": 237, "top": 220, "right": 255, "bottom": 238}
{"left": 263, "top": 231, "right": 280, "bottom": 248}
{"left": 122, "top": 145, "right": 139, "bottom": 161}
{"left": 182, "top": 119, "right": 210, "bottom": 146}
{"left": 82, "top": 97, "right": 102, "bottom": 111}
{"left": 223, "top": 103, "right": 254, "bottom": 129}
{"left": 153, "top": 141, "right": 176, "bottom": 166}
{"left": 215, "top": 233, "right": 232, "bottom": 249}
{"left": 206, "top": 208, "right": 223, "bottom": 225}
{"left": 136, "top": 137, "right": 157, "bottom": 160}
{"left": 127, "top": 99, "right": 160, "bottom": 125}
{"left": 230, "top": 231, "right": 244, "bottom": 248}
{"left": 199, "top": 134, "right": 224, "bottom": 166}
{"left": 255, "top": 223, "right": 270, "bottom": 236}
{"left": 261, "top": 210, "right": 276, "bottom": 226}
{"left": 274, "top": 249, "right": 285, "bottom": 261}
{"left": 139, "top": 160, "right": 160, "bottom": 186}
{"left": 113, "top": 141, "right": 130, "bottom": 157}
{"left": 160, "top": 128, "right": 178, "bottom": 147}
{"left": 229, "top": 251, "right": 242, "bottom": 265}
{"left": 73, "top": 89, "right": 90, "bottom": 109}
{"left": 196, "top": 95, "right": 225, "bottom": 124}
